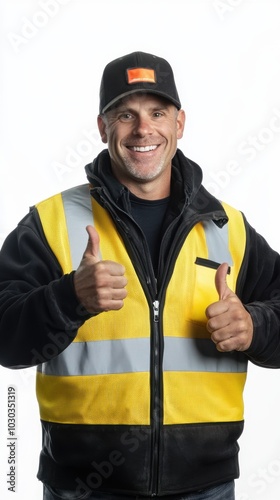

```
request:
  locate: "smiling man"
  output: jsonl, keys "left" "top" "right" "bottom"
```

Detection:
{"left": 98, "top": 93, "right": 185, "bottom": 199}
{"left": 1, "top": 51, "right": 280, "bottom": 500}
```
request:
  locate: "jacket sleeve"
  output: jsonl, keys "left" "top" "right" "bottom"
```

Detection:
{"left": 239, "top": 217, "right": 280, "bottom": 368}
{"left": 0, "top": 209, "right": 91, "bottom": 369}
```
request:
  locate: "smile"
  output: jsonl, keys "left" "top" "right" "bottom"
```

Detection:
{"left": 128, "top": 145, "right": 158, "bottom": 152}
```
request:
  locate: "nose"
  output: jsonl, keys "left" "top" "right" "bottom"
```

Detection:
{"left": 132, "top": 116, "right": 153, "bottom": 137}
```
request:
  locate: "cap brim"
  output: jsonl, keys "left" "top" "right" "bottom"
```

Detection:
{"left": 101, "top": 88, "right": 181, "bottom": 113}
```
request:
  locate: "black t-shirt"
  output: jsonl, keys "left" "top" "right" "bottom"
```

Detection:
{"left": 130, "top": 193, "right": 170, "bottom": 276}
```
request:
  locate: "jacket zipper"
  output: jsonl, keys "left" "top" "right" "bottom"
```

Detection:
{"left": 148, "top": 215, "right": 218, "bottom": 495}
{"left": 94, "top": 189, "right": 224, "bottom": 495}
{"left": 150, "top": 300, "right": 161, "bottom": 496}
{"left": 116, "top": 222, "right": 162, "bottom": 495}
{"left": 97, "top": 194, "right": 162, "bottom": 495}
{"left": 153, "top": 300, "right": 160, "bottom": 322}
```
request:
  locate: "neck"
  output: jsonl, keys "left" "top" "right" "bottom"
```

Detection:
{"left": 127, "top": 182, "right": 170, "bottom": 200}
{"left": 112, "top": 169, "right": 171, "bottom": 201}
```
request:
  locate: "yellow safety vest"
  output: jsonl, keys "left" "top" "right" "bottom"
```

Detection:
{"left": 35, "top": 184, "right": 247, "bottom": 427}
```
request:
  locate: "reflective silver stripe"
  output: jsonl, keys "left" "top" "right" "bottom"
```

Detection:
{"left": 38, "top": 337, "right": 247, "bottom": 377}
{"left": 163, "top": 337, "right": 247, "bottom": 373}
{"left": 61, "top": 184, "right": 96, "bottom": 269}
{"left": 203, "top": 220, "right": 233, "bottom": 266}
{"left": 38, "top": 338, "right": 150, "bottom": 376}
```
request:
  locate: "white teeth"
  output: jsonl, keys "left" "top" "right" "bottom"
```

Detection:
{"left": 131, "top": 145, "right": 157, "bottom": 152}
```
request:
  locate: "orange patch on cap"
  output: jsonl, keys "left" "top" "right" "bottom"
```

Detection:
{"left": 127, "top": 68, "right": 156, "bottom": 84}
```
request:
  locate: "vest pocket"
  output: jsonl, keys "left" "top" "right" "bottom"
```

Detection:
{"left": 195, "top": 257, "right": 231, "bottom": 274}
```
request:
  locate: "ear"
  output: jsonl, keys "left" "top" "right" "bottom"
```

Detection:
{"left": 176, "top": 109, "right": 185, "bottom": 140}
{"left": 97, "top": 115, "right": 108, "bottom": 144}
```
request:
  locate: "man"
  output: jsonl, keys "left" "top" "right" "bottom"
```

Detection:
{"left": 0, "top": 51, "right": 280, "bottom": 500}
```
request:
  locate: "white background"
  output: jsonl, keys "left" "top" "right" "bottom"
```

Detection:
{"left": 1, "top": 0, "right": 280, "bottom": 499}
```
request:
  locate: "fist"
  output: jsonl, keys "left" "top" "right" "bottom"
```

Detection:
{"left": 205, "top": 263, "right": 253, "bottom": 352}
{"left": 74, "top": 225, "right": 127, "bottom": 314}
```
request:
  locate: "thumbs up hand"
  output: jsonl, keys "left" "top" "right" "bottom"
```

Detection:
{"left": 74, "top": 225, "right": 127, "bottom": 314}
{"left": 205, "top": 263, "right": 253, "bottom": 352}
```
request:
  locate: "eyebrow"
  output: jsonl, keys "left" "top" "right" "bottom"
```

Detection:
{"left": 113, "top": 104, "right": 170, "bottom": 114}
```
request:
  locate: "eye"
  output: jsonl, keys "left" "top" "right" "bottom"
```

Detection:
{"left": 119, "top": 112, "right": 134, "bottom": 122}
{"left": 153, "top": 111, "right": 164, "bottom": 118}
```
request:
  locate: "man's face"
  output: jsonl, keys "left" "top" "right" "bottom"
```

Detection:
{"left": 98, "top": 93, "right": 185, "bottom": 196}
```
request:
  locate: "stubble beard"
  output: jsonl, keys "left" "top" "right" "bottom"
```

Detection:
{"left": 121, "top": 154, "right": 166, "bottom": 183}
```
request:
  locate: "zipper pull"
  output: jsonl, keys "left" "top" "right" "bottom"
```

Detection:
{"left": 153, "top": 300, "right": 160, "bottom": 322}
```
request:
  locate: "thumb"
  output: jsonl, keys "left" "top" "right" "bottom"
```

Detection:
{"left": 215, "top": 262, "right": 233, "bottom": 300}
{"left": 83, "top": 225, "right": 101, "bottom": 263}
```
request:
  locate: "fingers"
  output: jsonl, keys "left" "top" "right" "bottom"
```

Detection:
{"left": 209, "top": 315, "right": 248, "bottom": 352}
{"left": 91, "top": 261, "right": 128, "bottom": 312}
{"left": 212, "top": 330, "right": 252, "bottom": 353}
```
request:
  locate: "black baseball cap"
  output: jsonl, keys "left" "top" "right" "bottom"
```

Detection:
{"left": 99, "top": 51, "right": 181, "bottom": 114}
